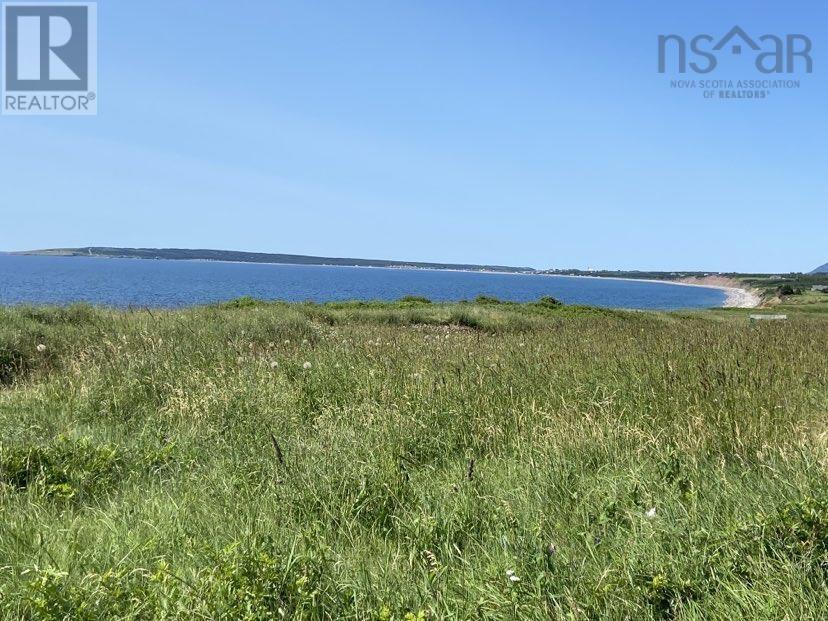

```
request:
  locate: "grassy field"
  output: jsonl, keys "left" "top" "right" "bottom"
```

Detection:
{"left": 765, "top": 290, "right": 828, "bottom": 315}
{"left": 0, "top": 299, "right": 826, "bottom": 619}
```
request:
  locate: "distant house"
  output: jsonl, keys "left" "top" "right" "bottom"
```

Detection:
{"left": 812, "top": 285, "right": 828, "bottom": 293}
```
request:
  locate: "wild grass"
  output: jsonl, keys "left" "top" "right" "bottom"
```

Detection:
{"left": 0, "top": 301, "right": 825, "bottom": 619}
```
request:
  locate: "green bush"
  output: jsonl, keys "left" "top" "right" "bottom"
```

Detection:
{"left": 0, "top": 436, "right": 123, "bottom": 501}
{"left": 473, "top": 295, "right": 502, "bottom": 305}
{"left": 777, "top": 284, "right": 802, "bottom": 296}
{"left": 398, "top": 295, "right": 432, "bottom": 305}
{"left": 535, "top": 295, "right": 563, "bottom": 307}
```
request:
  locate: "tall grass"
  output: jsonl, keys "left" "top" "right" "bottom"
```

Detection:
{"left": 0, "top": 302, "right": 825, "bottom": 619}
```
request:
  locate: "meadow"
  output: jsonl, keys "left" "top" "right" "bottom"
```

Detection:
{"left": 0, "top": 299, "right": 825, "bottom": 619}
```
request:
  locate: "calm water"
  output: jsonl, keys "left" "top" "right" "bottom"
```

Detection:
{"left": 0, "top": 255, "right": 726, "bottom": 310}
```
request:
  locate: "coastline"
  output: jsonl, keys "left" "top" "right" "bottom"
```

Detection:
{"left": 4, "top": 253, "right": 763, "bottom": 309}
{"left": 675, "top": 276, "right": 763, "bottom": 309}
{"left": 548, "top": 273, "right": 763, "bottom": 308}
{"left": 716, "top": 286, "right": 763, "bottom": 308}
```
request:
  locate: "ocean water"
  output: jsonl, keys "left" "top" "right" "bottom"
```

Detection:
{"left": 0, "top": 255, "right": 726, "bottom": 310}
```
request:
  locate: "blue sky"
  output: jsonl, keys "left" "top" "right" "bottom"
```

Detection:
{"left": 1, "top": 0, "right": 825, "bottom": 272}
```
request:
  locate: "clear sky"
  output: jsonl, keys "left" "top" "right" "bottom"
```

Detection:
{"left": 1, "top": 1, "right": 825, "bottom": 272}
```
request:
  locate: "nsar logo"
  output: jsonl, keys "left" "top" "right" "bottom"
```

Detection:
{"left": 658, "top": 25, "right": 812, "bottom": 74}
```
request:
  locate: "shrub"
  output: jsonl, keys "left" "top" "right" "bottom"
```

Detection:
{"left": 399, "top": 296, "right": 432, "bottom": 305}
{"left": 0, "top": 436, "right": 123, "bottom": 501}
{"left": 777, "top": 285, "right": 802, "bottom": 296}
{"left": 473, "top": 295, "right": 501, "bottom": 305}
{"left": 750, "top": 496, "right": 828, "bottom": 564}
{"left": 0, "top": 334, "right": 54, "bottom": 386}
{"left": 0, "top": 342, "right": 26, "bottom": 385}
{"left": 449, "top": 309, "right": 484, "bottom": 329}
{"left": 19, "top": 303, "right": 98, "bottom": 326}
{"left": 535, "top": 296, "right": 563, "bottom": 308}
{"left": 219, "top": 296, "right": 266, "bottom": 308}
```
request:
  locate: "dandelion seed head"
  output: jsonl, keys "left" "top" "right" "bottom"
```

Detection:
{"left": 36, "top": 344, "right": 47, "bottom": 352}
{"left": 645, "top": 507, "right": 657, "bottom": 519}
{"left": 303, "top": 361, "right": 312, "bottom": 370}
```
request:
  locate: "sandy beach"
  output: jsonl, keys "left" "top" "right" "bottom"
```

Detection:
{"left": 675, "top": 276, "right": 763, "bottom": 308}
{"left": 717, "top": 286, "right": 764, "bottom": 308}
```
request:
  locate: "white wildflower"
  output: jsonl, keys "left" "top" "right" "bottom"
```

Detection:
{"left": 506, "top": 570, "right": 520, "bottom": 583}
{"left": 645, "top": 507, "right": 657, "bottom": 519}
{"left": 36, "top": 344, "right": 47, "bottom": 352}
{"left": 303, "top": 361, "right": 312, "bottom": 370}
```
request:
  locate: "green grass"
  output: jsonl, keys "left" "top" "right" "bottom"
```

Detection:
{"left": 0, "top": 301, "right": 826, "bottom": 619}
{"left": 767, "top": 291, "right": 828, "bottom": 315}
{"left": 738, "top": 273, "right": 828, "bottom": 297}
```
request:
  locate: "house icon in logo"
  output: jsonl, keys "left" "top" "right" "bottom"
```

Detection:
{"left": 713, "top": 26, "right": 760, "bottom": 56}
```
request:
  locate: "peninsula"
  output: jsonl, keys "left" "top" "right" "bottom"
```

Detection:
{"left": 14, "top": 247, "right": 534, "bottom": 273}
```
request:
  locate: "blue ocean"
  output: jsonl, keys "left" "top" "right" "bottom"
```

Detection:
{"left": 0, "top": 255, "right": 725, "bottom": 310}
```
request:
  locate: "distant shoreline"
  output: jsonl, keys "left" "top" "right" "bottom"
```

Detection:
{"left": 11, "top": 253, "right": 535, "bottom": 276}
{"left": 9, "top": 248, "right": 533, "bottom": 275}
